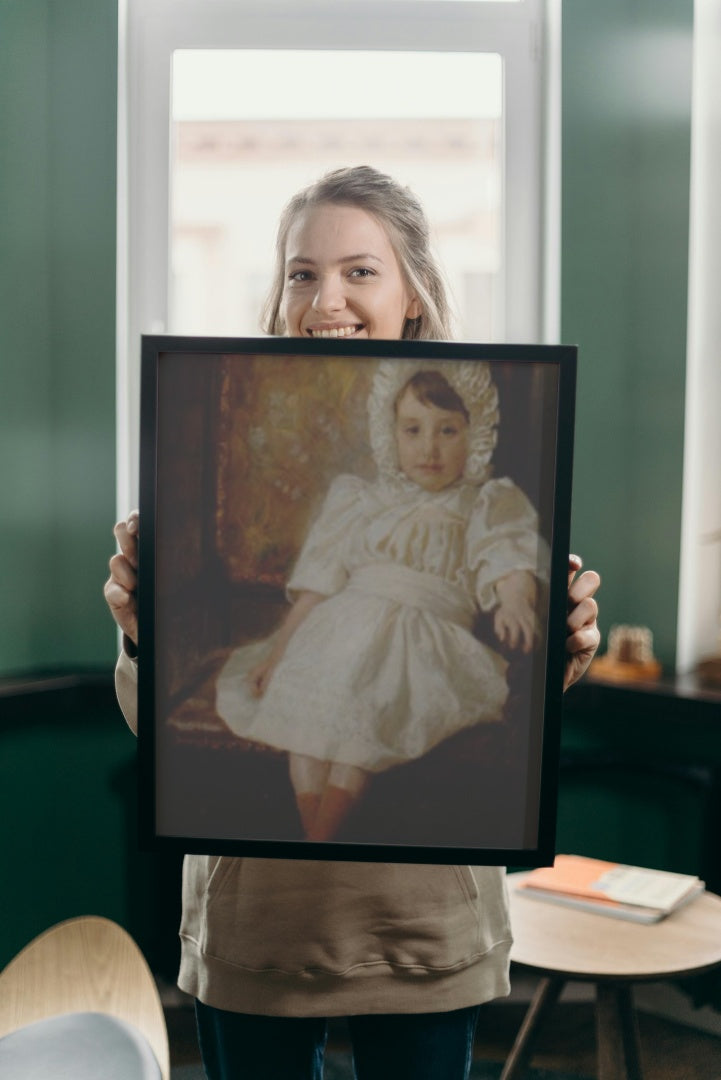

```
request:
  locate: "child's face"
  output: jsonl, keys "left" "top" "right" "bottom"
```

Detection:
{"left": 281, "top": 203, "right": 421, "bottom": 340}
{"left": 395, "top": 387, "right": 468, "bottom": 492}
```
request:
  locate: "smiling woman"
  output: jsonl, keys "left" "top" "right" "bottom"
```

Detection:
{"left": 106, "top": 153, "right": 598, "bottom": 1078}
{"left": 280, "top": 205, "right": 421, "bottom": 340}
{"left": 120, "top": 0, "right": 549, "bottom": 512}
{"left": 262, "top": 167, "right": 451, "bottom": 342}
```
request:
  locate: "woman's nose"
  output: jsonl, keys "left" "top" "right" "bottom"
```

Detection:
{"left": 312, "top": 274, "right": 345, "bottom": 314}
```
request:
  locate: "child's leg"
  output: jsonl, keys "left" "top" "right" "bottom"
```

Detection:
{"left": 307, "top": 764, "right": 370, "bottom": 843}
{"left": 288, "top": 753, "right": 330, "bottom": 836}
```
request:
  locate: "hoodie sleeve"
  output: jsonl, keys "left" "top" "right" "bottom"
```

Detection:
{"left": 115, "top": 645, "right": 139, "bottom": 736}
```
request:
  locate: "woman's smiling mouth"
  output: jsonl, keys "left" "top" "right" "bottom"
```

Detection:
{"left": 307, "top": 324, "right": 364, "bottom": 338}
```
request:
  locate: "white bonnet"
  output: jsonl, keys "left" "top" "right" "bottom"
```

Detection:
{"left": 367, "top": 359, "right": 499, "bottom": 485}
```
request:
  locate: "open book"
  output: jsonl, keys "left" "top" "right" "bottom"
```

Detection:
{"left": 516, "top": 854, "right": 705, "bottom": 923}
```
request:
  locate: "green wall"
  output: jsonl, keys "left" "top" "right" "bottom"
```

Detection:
{"left": 562, "top": 0, "right": 693, "bottom": 669}
{"left": 0, "top": 0, "right": 118, "bottom": 675}
{"left": 0, "top": 0, "right": 131, "bottom": 970}
{"left": 0, "top": 1, "right": 694, "bottom": 675}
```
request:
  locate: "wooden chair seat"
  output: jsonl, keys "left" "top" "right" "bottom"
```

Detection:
{"left": 0, "top": 916, "right": 169, "bottom": 1079}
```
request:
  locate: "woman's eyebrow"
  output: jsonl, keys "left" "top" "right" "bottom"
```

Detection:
{"left": 339, "top": 253, "right": 384, "bottom": 265}
{"left": 286, "top": 253, "right": 384, "bottom": 266}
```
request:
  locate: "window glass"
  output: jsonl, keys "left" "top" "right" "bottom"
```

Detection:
{"left": 170, "top": 50, "right": 503, "bottom": 340}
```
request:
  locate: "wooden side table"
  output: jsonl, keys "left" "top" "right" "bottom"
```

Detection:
{"left": 503, "top": 873, "right": 721, "bottom": 1080}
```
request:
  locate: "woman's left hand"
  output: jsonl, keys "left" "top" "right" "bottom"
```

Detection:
{"left": 564, "top": 554, "right": 601, "bottom": 691}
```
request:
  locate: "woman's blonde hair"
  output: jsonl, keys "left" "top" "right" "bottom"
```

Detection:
{"left": 262, "top": 165, "right": 454, "bottom": 340}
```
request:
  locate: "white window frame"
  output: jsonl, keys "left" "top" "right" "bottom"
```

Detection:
{"left": 676, "top": 0, "right": 721, "bottom": 675}
{"left": 116, "top": 0, "right": 558, "bottom": 511}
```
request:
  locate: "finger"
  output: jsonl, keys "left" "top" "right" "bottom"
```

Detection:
{"left": 108, "top": 552, "right": 137, "bottom": 592}
{"left": 567, "top": 553, "right": 583, "bottom": 588}
{"left": 520, "top": 618, "right": 535, "bottom": 654}
{"left": 103, "top": 580, "right": 138, "bottom": 641}
{"left": 504, "top": 617, "right": 520, "bottom": 650}
{"left": 566, "top": 623, "right": 601, "bottom": 658}
{"left": 495, "top": 613, "right": 515, "bottom": 648}
{"left": 103, "top": 578, "right": 131, "bottom": 612}
{"left": 493, "top": 611, "right": 506, "bottom": 645}
{"left": 568, "top": 569, "right": 601, "bottom": 607}
{"left": 567, "top": 594, "right": 599, "bottom": 635}
{"left": 113, "top": 519, "right": 139, "bottom": 568}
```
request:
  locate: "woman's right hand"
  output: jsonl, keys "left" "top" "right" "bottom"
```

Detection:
{"left": 104, "top": 510, "right": 139, "bottom": 646}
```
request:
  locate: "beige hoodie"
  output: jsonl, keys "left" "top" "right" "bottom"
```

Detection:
{"left": 116, "top": 651, "right": 512, "bottom": 1016}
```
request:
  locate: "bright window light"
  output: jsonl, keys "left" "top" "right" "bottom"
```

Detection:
{"left": 170, "top": 50, "right": 504, "bottom": 341}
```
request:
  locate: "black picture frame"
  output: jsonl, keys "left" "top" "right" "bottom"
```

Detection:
{"left": 138, "top": 335, "right": 576, "bottom": 865}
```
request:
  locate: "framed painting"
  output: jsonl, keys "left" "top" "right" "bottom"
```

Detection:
{"left": 137, "top": 336, "right": 576, "bottom": 864}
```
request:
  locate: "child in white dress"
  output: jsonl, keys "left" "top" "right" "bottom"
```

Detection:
{"left": 216, "top": 358, "right": 548, "bottom": 838}
{"left": 216, "top": 357, "right": 548, "bottom": 842}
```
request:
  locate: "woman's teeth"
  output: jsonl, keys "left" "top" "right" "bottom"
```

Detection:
{"left": 310, "top": 325, "right": 360, "bottom": 338}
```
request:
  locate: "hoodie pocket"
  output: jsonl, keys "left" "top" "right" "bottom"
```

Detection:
{"left": 179, "top": 854, "right": 237, "bottom": 950}
{"left": 454, "top": 864, "right": 480, "bottom": 906}
{"left": 182, "top": 856, "right": 509, "bottom": 976}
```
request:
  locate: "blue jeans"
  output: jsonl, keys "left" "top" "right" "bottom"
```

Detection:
{"left": 195, "top": 1000, "right": 481, "bottom": 1080}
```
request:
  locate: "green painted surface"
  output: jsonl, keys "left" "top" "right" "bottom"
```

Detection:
{"left": 0, "top": 687, "right": 183, "bottom": 976}
{"left": 562, "top": 0, "right": 693, "bottom": 669}
{"left": 0, "top": 0, "right": 130, "bottom": 974}
{"left": 557, "top": 685, "right": 721, "bottom": 885}
{"left": 0, "top": 0, "right": 118, "bottom": 674}
{"left": 0, "top": 699, "right": 132, "bottom": 966}
{"left": 0, "top": 3, "right": 696, "bottom": 673}
{"left": 0, "top": 2, "right": 692, "bottom": 674}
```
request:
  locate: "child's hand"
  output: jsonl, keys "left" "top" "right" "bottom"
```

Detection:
{"left": 493, "top": 570, "right": 538, "bottom": 653}
{"left": 246, "top": 591, "right": 325, "bottom": 698}
{"left": 247, "top": 656, "right": 279, "bottom": 698}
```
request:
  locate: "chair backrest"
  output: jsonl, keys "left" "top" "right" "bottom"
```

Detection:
{"left": 0, "top": 915, "right": 170, "bottom": 1080}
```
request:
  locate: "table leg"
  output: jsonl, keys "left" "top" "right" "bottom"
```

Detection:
{"left": 499, "top": 976, "right": 565, "bottom": 1080}
{"left": 596, "top": 982, "right": 643, "bottom": 1080}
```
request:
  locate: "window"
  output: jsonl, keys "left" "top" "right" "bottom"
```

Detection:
{"left": 117, "top": 0, "right": 556, "bottom": 509}
{"left": 169, "top": 49, "right": 503, "bottom": 340}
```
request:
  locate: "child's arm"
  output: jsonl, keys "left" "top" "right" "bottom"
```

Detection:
{"left": 247, "top": 590, "right": 325, "bottom": 698}
{"left": 493, "top": 570, "right": 539, "bottom": 654}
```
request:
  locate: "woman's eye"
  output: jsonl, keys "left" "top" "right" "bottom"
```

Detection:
{"left": 288, "top": 269, "right": 313, "bottom": 283}
{"left": 442, "top": 425, "right": 460, "bottom": 436}
{"left": 349, "top": 267, "right": 374, "bottom": 279}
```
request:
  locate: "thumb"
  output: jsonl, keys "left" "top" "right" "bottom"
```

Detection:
{"left": 568, "top": 553, "right": 583, "bottom": 589}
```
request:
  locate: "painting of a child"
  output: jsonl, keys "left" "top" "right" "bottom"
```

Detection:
{"left": 216, "top": 358, "right": 548, "bottom": 842}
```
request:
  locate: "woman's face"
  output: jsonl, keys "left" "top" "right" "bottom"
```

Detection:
{"left": 395, "top": 386, "right": 468, "bottom": 492}
{"left": 281, "top": 203, "right": 421, "bottom": 340}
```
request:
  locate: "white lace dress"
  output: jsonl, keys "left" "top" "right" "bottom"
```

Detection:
{"left": 215, "top": 473, "right": 545, "bottom": 772}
